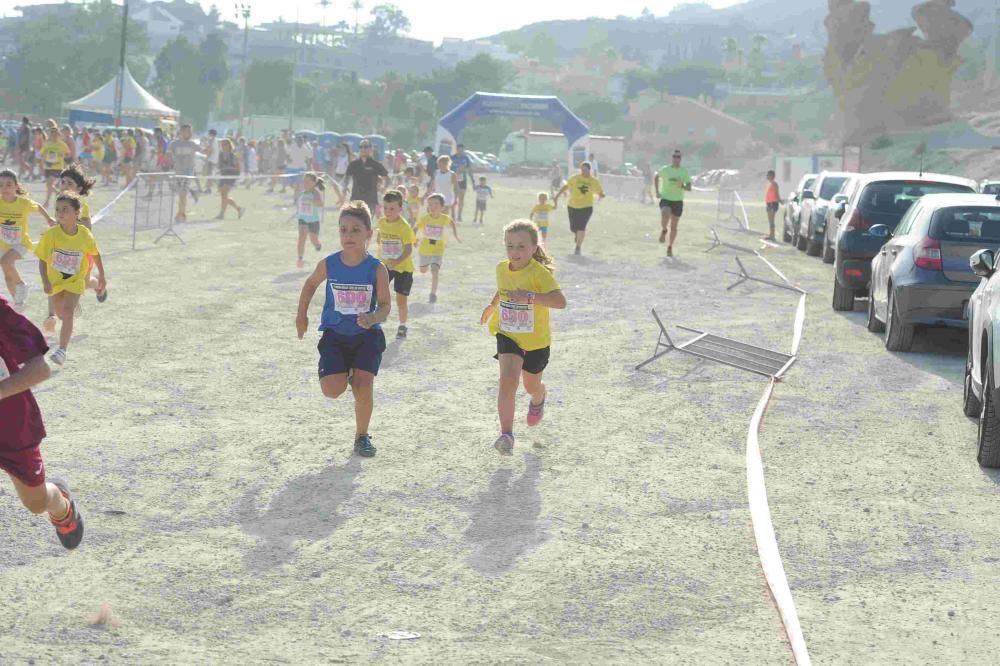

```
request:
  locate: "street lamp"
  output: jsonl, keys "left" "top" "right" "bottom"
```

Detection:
{"left": 236, "top": 3, "right": 251, "bottom": 137}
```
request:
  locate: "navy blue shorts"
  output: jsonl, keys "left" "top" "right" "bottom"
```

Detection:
{"left": 318, "top": 328, "right": 386, "bottom": 378}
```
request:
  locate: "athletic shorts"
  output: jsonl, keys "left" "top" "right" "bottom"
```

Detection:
{"left": 299, "top": 220, "right": 320, "bottom": 234}
{"left": 318, "top": 327, "right": 386, "bottom": 378}
{"left": 388, "top": 270, "right": 413, "bottom": 296}
{"left": 458, "top": 179, "right": 468, "bottom": 191}
{"left": 4, "top": 243, "right": 29, "bottom": 258}
{"left": 568, "top": 206, "right": 593, "bottom": 232}
{"left": 419, "top": 254, "right": 443, "bottom": 268}
{"left": 551, "top": 178, "right": 561, "bottom": 189}
{"left": 766, "top": 202, "right": 780, "bottom": 213}
{"left": 494, "top": 334, "right": 550, "bottom": 375}
{"left": 659, "top": 199, "right": 684, "bottom": 217}
{"left": 476, "top": 200, "right": 487, "bottom": 212}
{"left": 44, "top": 169, "right": 61, "bottom": 180}
{"left": 286, "top": 168, "right": 304, "bottom": 185}
{"left": 0, "top": 445, "right": 46, "bottom": 488}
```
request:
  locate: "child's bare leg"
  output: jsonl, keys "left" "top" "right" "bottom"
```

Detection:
{"left": 430, "top": 264, "right": 440, "bottom": 295}
{"left": 9, "top": 474, "right": 70, "bottom": 519}
{"left": 351, "top": 370, "right": 375, "bottom": 438}
{"left": 309, "top": 231, "right": 321, "bottom": 251}
{"left": 521, "top": 369, "right": 546, "bottom": 406}
{"left": 57, "top": 292, "right": 79, "bottom": 350}
{"left": 396, "top": 294, "right": 408, "bottom": 324}
{"left": 297, "top": 226, "right": 307, "bottom": 260}
{"left": 497, "top": 354, "right": 522, "bottom": 434}
{"left": 1, "top": 250, "right": 22, "bottom": 296}
{"left": 320, "top": 373, "right": 349, "bottom": 400}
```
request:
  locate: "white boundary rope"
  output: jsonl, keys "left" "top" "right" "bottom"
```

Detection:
{"left": 733, "top": 191, "right": 752, "bottom": 231}
{"left": 745, "top": 254, "right": 811, "bottom": 666}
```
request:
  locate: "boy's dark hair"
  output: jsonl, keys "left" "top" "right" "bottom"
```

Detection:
{"left": 766, "top": 170, "right": 776, "bottom": 177}
{"left": 181, "top": 124, "right": 192, "bottom": 131}
{"left": 56, "top": 192, "right": 82, "bottom": 212}
{"left": 59, "top": 164, "right": 96, "bottom": 197}
{"left": 340, "top": 201, "right": 372, "bottom": 229}
{"left": 383, "top": 189, "right": 404, "bottom": 204}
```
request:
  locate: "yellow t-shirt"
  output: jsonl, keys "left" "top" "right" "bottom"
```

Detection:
{"left": 565, "top": 175, "right": 604, "bottom": 209}
{"left": 406, "top": 197, "right": 421, "bottom": 218}
{"left": 0, "top": 196, "right": 40, "bottom": 251}
{"left": 92, "top": 137, "right": 105, "bottom": 161}
{"left": 79, "top": 199, "right": 91, "bottom": 221}
{"left": 376, "top": 216, "right": 416, "bottom": 273}
{"left": 531, "top": 203, "right": 556, "bottom": 228}
{"left": 488, "top": 258, "right": 561, "bottom": 351}
{"left": 415, "top": 213, "right": 452, "bottom": 257}
{"left": 41, "top": 140, "right": 70, "bottom": 171}
{"left": 34, "top": 224, "right": 100, "bottom": 295}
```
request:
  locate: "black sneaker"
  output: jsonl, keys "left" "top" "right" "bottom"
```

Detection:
{"left": 429, "top": 293, "right": 438, "bottom": 304}
{"left": 397, "top": 324, "right": 407, "bottom": 339}
{"left": 48, "top": 477, "right": 84, "bottom": 550}
{"left": 354, "top": 434, "right": 376, "bottom": 457}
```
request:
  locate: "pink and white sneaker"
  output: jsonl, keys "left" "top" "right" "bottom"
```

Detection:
{"left": 526, "top": 399, "right": 545, "bottom": 427}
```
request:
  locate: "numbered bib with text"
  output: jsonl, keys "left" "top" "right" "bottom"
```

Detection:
{"left": 299, "top": 200, "right": 314, "bottom": 217}
{"left": 381, "top": 239, "right": 403, "bottom": 259}
{"left": 499, "top": 300, "right": 534, "bottom": 334}
{"left": 0, "top": 224, "right": 20, "bottom": 245}
{"left": 535, "top": 211, "right": 548, "bottom": 222}
{"left": 425, "top": 225, "right": 444, "bottom": 240}
{"left": 330, "top": 282, "right": 373, "bottom": 315}
{"left": 52, "top": 249, "right": 83, "bottom": 276}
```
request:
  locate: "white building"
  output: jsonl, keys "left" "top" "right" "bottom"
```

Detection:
{"left": 437, "top": 38, "right": 515, "bottom": 67}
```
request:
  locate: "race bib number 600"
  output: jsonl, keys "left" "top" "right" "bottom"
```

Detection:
{"left": 499, "top": 301, "right": 534, "bottom": 334}
{"left": 331, "top": 282, "right": 373, "bottom": 315}
{"left": 52, "top": 249, "right": 83, "bottom": 276}
{"left": 0, "top": 224, "right": 20, "bottom": 245}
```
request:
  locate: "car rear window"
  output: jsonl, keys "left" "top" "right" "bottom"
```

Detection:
{"left": 819, "top": 177, "right": 848, "bottom": 200}
{"left": 929, "top": 207, "right": 1000, "bottom": 242}
{"left": 983, "top": 183, "right": 1000, "bottom": 195}
{"left": 803, "top": 177, "right": 816, "bottom": 191}
{"left": 858, "top": 180, "right": 975, "bottom": 227}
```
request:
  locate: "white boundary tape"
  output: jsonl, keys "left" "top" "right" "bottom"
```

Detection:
{"left": 733, "top": 191, "right": 752, "bottom": 231}
{"left": 91, "top": 178, "right": 138, "bottom": 226}
{"left": 745, "top": 254, "right": 811, "bottom": 666}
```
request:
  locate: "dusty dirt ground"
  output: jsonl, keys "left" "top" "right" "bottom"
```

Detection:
{"left": 0, "top": 176, "right": 993, "bottom": 664}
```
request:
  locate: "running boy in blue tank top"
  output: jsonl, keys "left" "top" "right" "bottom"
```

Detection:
{"left": 296, "top": 201, "right": 391, "bottom": 457}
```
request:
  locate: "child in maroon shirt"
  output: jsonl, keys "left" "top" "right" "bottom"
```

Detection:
{"left": 0, "top": 294, "right": 84, "bottom": 549}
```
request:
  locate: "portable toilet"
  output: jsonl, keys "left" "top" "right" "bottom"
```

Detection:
{"left": 365, "top": 134, "right": 387, "bottom": 162}
{"left": 342, "top": 133, "right": 364, "bottom": 153}
{"left": 319, "top": 132, "right": 340, "bottom": 169}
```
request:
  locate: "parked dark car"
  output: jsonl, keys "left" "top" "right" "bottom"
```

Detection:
{"left": 822, "top": 175, "right": 862, "bottom": 264}
{"left": 866, "top": 194, "right": 1000, "bottom": 351}
{"left": 795, "top": 171, "right": 853, "bottom": 255}
{"left": 782, "top": 173, "right": 816, "bottom": 244}
{"left": 963, "top": 245, "right": 1000, "bottom": 466}
{"left": 830, "top": 172, "right": 978, "bottom": 311}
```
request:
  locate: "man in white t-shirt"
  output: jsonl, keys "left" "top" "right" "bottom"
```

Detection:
{"left": 202, "top": 129, "right": 219, "bottom": 194}
{"left": 285, "top": 135, "right": 313, "bottom": 197}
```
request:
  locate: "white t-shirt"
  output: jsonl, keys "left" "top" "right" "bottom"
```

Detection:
{"left": 335, "top": 153, "right": 349, "bottom": 175}
{"left": 247, "top": 147, "right": 258, "bottom": 173}
{"left": 433, "top": 170, "right": 455, "bottom": 206}
{"left": 206, "top": 138, "right": 219, "bottom": 165}
{"left": 287, "top": 143, "right": 312, "bottom": 170}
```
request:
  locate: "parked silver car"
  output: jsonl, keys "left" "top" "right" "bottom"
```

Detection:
{"left": 796, "top": 171, "right": 854, "bottom": 255}
{"left": 782, "top": 173, "right": 816, "bottom": 244}
{"left": 962, "top": 238, "right": 1000, "bottom": 466}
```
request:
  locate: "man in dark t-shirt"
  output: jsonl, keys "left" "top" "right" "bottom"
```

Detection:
{"left": 346, "top": 140, "right": 389, "bottom": 214}
{"left": 422, "top": 146, "right": 436, "bottom": 188}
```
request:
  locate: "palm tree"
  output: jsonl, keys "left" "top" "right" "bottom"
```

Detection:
{"left": 318, "top": 0, "right": 332, "bottom": 28}
{"left": 351, "top": 0, "right": 363, "bottom": 36}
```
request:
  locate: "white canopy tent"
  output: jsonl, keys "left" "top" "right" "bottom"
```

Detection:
{"left": 65, "top": 65, "right": 179, "bottom": 126}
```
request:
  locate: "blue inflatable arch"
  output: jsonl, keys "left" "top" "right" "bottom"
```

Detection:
{"left": 434, "top": 92, "right": 590, "bottom": 168}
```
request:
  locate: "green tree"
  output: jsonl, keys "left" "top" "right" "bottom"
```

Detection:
{"left": 153, "top": 33, "right": 229, "bottom": 128}
{"left": 245, "top": 59, "right": 294, "bottom": 114}
{"left": 351, "top": 0, "right": 364, "bottom": 36}
{"left": 526, "top": 32, "right": 559, "bottom": 64}
{"left": 0, "top": 0, "right": 151, "bottom": 116}
{"left": 581, "top": 26, "right": 611, "bottom": 60}
{"left": 406, "top": 90, "right": 438, "bottom": 138}
{"left": 366, "top": 4, "right": 410, "bottom": 40}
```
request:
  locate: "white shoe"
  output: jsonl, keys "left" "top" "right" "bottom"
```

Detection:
{"left": 49, "top": 347, "right": 66, "bottom": 366}
{"left": 13, "top": 283, "right": 27, "bottom": 307}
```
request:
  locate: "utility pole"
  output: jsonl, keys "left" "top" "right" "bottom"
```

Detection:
{"left": 113, "top": 0, "right": 129, "bottom": 127}
{"left": 289, "top": 8, "right": 300, "bottom": 133}
{"left": 236, "top": 3, "right": 251, "bottom": 137}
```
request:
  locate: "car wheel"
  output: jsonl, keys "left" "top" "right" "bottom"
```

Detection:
{"left": 822, "top": 241, "right": 835, "bottom": 264}
{"left": 832, "top": 276, "right": 854, "bottom": 311}
{"left": 806, "top": 231, "right": 821, "bottom": 257}
{"left": 964, "top": 343, "right": 982, "bottom": 418}
{"left": 866, "top": 285, "right": 885, "bottom": 333}
{"left": 782, "top": 224, "right": 791, "bottom": 243}
{"left": 796, "top": 230, "right": 807, "bottom": 251}
{"left": 884, "top": 287, "right": 915, "bottom": 352}
{"left": 978, "top": 370, "right": 1000, "bottom": 467}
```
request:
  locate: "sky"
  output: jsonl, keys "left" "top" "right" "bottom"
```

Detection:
{"left": 1, "top": 0, "right": 746, "bottom": 44}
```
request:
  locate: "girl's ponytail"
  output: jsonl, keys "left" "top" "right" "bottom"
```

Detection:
{"left": 532, "top": 244, "right": 555, "bottom": 272}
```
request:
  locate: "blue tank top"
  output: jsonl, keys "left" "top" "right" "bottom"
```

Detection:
{"left": 320, "top": 252, "right": 380, "bottom": 335}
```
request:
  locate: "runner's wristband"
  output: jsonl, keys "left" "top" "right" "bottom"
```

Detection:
{"left": 527, "top": 292, "right": 535, "bottom": 304}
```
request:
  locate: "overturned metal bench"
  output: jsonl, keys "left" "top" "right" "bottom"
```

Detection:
{"left": 635, "top": 308, "right": 796, "bottom": 379}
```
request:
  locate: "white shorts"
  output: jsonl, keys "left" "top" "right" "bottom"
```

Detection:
{"left": 419, "top": 254, "right": 443, "bottom": 268}
{"left": 3, "top": 243, "right": 29, "bottom": 258}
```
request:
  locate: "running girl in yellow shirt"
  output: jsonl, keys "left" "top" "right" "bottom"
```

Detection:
{"left": 406, "top": 184, "right": 422, "bottom": 228}
{"left": 414, "top": 193, "right": 460, "bottom": 303}
{"left": 0, "top": 169, "right": 54, "bottom": 309}
{"left": 34, "top": 193, "right": 106, "bottom": 366}
{"left": 480, "top": 220, "right": 566, "bottom": 455}
{"left": 376, "top": 189, "right": 416, "bottom": 338}
{"left": 58, "top": 164, "right": 108, "bottom": 306}
{"left": 529, "top": 192, "right": 557, "bottom": 244}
